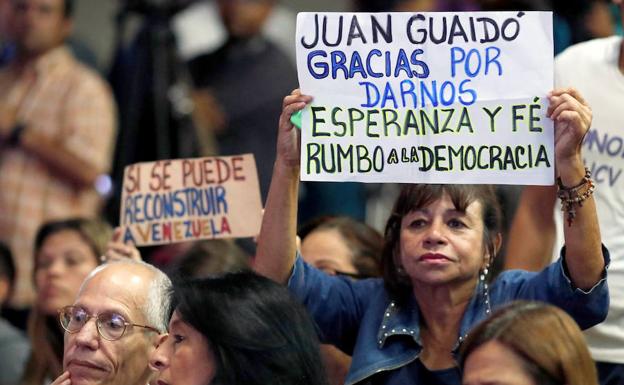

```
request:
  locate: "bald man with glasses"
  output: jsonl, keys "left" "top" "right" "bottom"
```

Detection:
{"left": 51, "top": 260, "right": 171, "bottom": 385}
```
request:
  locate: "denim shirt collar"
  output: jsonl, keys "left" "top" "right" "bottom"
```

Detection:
{"left": 376, "top": 296, "right": 422, "bottom": 349}
{"left": 457, "top": 278, "right": 491, "bottom": 348}
{"left": 375, "top": 278, "right": 489, "bottom": 353}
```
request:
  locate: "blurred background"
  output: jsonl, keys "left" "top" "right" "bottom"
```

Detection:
{"left": 2, "top": 0, "right": 621, "bottom": 279}
{"left": 69, "top": 0, "right": 622, "bottom": 255}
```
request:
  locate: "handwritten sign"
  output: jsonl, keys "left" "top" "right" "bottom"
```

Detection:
{"left": 120, "top": 154, "right": 262, "bottom": 246}
{"left": 296, "top": 12, "right": 554, "bottom": 185}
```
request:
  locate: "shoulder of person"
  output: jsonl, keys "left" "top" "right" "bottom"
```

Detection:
{"left": 56, "top": 49, "right": 110, "bottom": 93}
{"left": 0, "top": 318, "right": 28, "bottom": 345}
{"left": 556, "top": 36, "right": 621, "bottom": 66}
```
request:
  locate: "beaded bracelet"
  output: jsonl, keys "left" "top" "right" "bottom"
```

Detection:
{"left": 557, "top": 167, "right": 595, "bottom": 227}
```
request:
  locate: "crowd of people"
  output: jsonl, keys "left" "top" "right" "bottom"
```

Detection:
{"left": 0, "top": 0, "right": 622, "bottom": 385}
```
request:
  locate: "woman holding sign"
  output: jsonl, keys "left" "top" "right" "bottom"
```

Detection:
{"left": 254, "top": 88, "right": 608, "bottom": 385}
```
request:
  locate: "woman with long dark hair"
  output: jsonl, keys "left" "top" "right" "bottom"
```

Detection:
{"left": 149, "top": 271, "right": 328, "bottom": 385}
{"left": 21, "top": 218, "right": 111, "bottom": 385}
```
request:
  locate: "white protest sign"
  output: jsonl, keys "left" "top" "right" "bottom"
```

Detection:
{"left": 119, "top": 154, "right": 263, "bottom": 246}
{"left": 296, "top": 12, "right": 554, "bottom": 185}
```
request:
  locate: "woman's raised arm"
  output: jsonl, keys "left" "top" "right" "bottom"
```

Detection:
{"left": 253, "top": 90, "right": 313, "bottom": 284}
{"left": 549, "top": 88, "right": 604, "bottom": 290}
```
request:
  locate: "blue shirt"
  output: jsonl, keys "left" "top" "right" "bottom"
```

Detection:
{"left": 288, "top": 247, "right": 610, "bottom": 385}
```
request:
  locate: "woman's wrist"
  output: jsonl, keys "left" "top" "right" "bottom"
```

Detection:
{"left": 274, "top": 157, "right": 300, "bottom": 177}
{"left": 557, "top": 155, "right": 585, "bottom": 186}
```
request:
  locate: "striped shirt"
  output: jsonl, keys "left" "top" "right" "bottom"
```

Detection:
{"left": 0, "top": 46, "right": 116, "bottom": 306}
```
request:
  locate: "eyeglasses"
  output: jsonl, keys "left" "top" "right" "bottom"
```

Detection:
{"left": 59, "top": 305, "right": 160, "bottom": 341}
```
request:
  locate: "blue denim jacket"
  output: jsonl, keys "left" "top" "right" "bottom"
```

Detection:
{"left": 288, "top": 247, "right": 610, "bottom": 385}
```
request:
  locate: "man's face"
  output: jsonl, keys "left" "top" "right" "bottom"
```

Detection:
{"left": 11, "top": 0, "right": 70, "bottom": 56}
{"left": 62, "top": 265, "right": 158, "bottom": 385}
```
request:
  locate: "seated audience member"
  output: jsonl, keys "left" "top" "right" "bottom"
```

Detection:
{"left": 253, "top": 88, "right": 607, "bottom": 385}
{"left": 149, "top": 271, "right": 327, "bottom": 385}
{"left": 299, "top": 216, "right": 383, "bottom": 279}
{"left": 21, "top": 218, "right": 111, "bottom": 385}
{"left": 0, "top": 242, "right": 30, "bottom": 385}
{"left": 299, "top": 216, "right": 383, "bottom": 385}
{"left": 51, "top": 260, "right": 171, "bottom": 385}
{"left": 461, "top": 301, "right": 598, "bottom": 385}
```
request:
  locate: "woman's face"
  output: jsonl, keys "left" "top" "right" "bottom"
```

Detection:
{"left": 463, "top": 340, "right": 537, "bottom": 385}
{"left": 300, "top": 228, "right": 358, "bottom": 276}
{"left": 399, "top": 193, "right": 487, "bottom": 288}
{"left": 150, "top": 310, "right": 216, "bottom": 385}
{"left": 34, "top": 229, "right": 98, "bottom": 315}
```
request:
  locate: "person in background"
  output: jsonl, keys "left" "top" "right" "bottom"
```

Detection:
{"left": 299, "top": 216, "right": 384, "bottom": 385}
{"left": 188, "top": 0, "right": 369, "bottom": 225}
{"left": 299, "top": 216, "right": 383, "bottom": 279}
{"left": 461, "top": 301, "right": 598, "bottom": 385}
{"left": 0, "top": 0, "right": 116, "bottom": 307}
{"left": 20, "top": 218, "right": 111, "bottom": 385}
{"left": 51, "top": 260, "right": 171, "bottom": 385}
{"left": 0, "top": 243, "right": 30, "bottom": 385}
{"left": 584, "top": 0, "right": 618, "bottom": 40}
{"left": 187, "top": 0, "right": 296, "bottom": 202}
{"left": 505, "top": 2, "right": 624, "bottom": 384}
{"left": 149, "top": 271, "right": 328, "bottom": 385}
{"left": 552, "top": 0, "right": 619, "bottom": 53}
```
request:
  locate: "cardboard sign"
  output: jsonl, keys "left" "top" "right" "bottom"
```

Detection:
{"left": 120, "top": 154, "right": 262, "bottom": 246}
{"left": 296, "top": 12, "right": 554, "bottom": 185}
